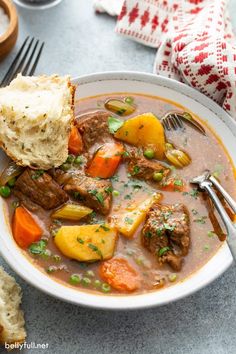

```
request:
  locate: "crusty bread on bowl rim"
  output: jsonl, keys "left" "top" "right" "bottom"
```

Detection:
{"left": 0, "top": 267, "right": 26, "bottom": 346}
{"left": 0, "top": 74, "right": 76, "bottom": 170}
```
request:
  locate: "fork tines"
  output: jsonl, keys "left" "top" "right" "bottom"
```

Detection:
{"left": 162, "top": 113, "right": 184, "bottom": 131}
{"left": 1, "top": 37, "right": 45, "bottom": 87}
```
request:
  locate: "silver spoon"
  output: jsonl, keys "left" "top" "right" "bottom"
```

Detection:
{"left": 190, "top": 170, "right": 236, "bottom": 259}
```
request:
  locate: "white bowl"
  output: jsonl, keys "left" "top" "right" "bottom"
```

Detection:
{"left": 0, "top": 72, "right": 235, "bottom": 310}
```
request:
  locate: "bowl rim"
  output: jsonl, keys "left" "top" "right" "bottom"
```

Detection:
{"left": 0, "top": 71, "right": 234, "bottom": 310}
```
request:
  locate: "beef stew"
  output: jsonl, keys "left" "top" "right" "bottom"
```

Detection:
{"left": 1, "top": 93, "right": 235, "bottom": 295}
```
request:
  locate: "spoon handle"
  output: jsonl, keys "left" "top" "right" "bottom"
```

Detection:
{"left": 201, "top": 180, "right": 236, "bottom": 260}
{"left": 209, "top": 175, "right": 236, "bottom": 214}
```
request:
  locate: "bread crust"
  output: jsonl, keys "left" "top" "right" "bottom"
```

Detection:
{"left": 0, "top": 75, "right": 76, "bottom": 170}
{"left": 0, "top": 267, "right": 26, "bottom": 346}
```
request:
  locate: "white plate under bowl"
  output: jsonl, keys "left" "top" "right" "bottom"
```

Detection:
{"left": 0, "top": 72, "right": 235, "bottom": 310}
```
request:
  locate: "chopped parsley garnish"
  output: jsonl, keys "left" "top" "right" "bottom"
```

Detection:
{"left": 111, "top": 174, "right": 119, "bottom": 182}
{"left": 207, "top": 231, "right": 216, "bottom": 238}
{"left": 164, "top": 223, "right": 176, "bottom": 232}
{"left": 194, "top": 216, "right": 207, "bottom": 224}
{"left": 191, "top": 209, "right": 198, "bottom": 215}
{"left": 162, "top": 211, "right": 173, "bottom": 220}
{"left": 183, "top": 189, "right": 199, "bottom": 199}
{"left": 174, "top": 179, "right": 183, "bottom": 186}
{"left": 105, "top": 186, "right": 113, "bottom": 194}
{"left": 29, "top": 240, "right": 47, "bottom": 255}
{"left": 156, "top": 227, "right": 163, "bottom": 236}
{"left": 96, "top": 192, "right": 104, "bottom": 205}
{"left": 74, "top": 192, "right": 84, "bottom": 201}
{"left": 125, "top": 217, "right": 134, "bottom": 225}
{"left": 99, "top": 224, "right": 110, "bottom": 231}
{"left": 204, "top": 244, "right": 210, "bottom": 251}
{"left": 88, "top": 243, "right": 103, "bottom": 259}
{"left": 124, "top": 194, "right": 132, "bottom": 200}
{"left": 89, "top": 190, "right": 104, "bottom": 205}
{"left": 158, "top": 247, "right": 170, "bottom": 256}
{"left": 31, "top": 170, "right": 45, "bottom": 180}
{"left": 132, "top": 184, "right": 142, "bottom": 189}
{"left": 77, "top": 237, "right": 84, "bottom": 244}
{"left": 132, "top": 165, "right": 140, "bottom": 175}
{"left": 145, "top": 231, "right": 152, "bottom": 238}
{"left": 122, "top": 151, "right": 130, "bottom": 158}
{"left": 189, "top": 189, "right": 199, "bottom": 199}
{"left": 108, "top": 116, "right": 124, "bottom": 134}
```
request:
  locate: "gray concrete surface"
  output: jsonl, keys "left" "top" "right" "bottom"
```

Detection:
{"left": 0, "top": 0, "right": 236, "bottom": 353}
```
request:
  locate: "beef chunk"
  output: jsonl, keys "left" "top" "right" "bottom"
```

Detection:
{"left": 49, "top": 168, "right": 73, "bottom": 187}
{"left": 64, "top": 174, "right": 112, "bottom": 215}
{"left": 126, "top": 147, "right": 170, "bottom": 182}
{"left": 142, "top": 203, "right": 190, "bottom": 271}
{"left": 14, "top": 169, "right": 69, "bottom": 210}
{"left": 76, "top": 111, "right": 113, "bottom": 153}
{"left": 13, "top": 190, "right": 43, "bottom": 213}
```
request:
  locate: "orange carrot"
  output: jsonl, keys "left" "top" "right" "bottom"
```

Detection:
{"left": 86, "top": 142, "right": 124, "bottom": 179}
{"left": 12, "top": 206, "right": 43, "bottom": 248}
{"left": 68, "top": 126, "right": 83, "bottom": 155}
{"left": 99, "top": 258, "right": 140, "bottom": 292}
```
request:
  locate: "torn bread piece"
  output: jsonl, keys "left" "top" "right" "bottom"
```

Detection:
{"left": 0, "top": 74, "right": 75, "bottom": 169}
{"left": 0, "top": 267, "right": 26, "bottom": 345}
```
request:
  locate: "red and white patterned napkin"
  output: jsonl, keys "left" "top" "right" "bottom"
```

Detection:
{"left": 94, "top": 0, "right": 236, "bottom": 118}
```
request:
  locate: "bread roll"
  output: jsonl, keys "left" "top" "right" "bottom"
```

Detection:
{"left": 0, "top": 267, "right": 26, "bottom": 345}
{"left": 0, "top": 74, "right": 75, "bottom": 169}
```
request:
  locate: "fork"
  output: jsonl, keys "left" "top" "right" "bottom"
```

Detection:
{"left": 161, "top": 111, "right": 206, "bottom": 136}
{"left": 0, "top": 36, "right": 45, "bottom": 87}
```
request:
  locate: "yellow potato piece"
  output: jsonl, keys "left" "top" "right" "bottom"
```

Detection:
{"left": 114, "top": 112, "right": 165, "bottom": 159}
{"left": 114, "top": 193, "right": 161, "bottom": 238}
{"left": 54, "top": 224, "right": 117, "bottom": 262}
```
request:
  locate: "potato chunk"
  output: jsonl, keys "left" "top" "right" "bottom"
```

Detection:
{"left": 113, "top": 193, "right": 161, "bottom": 238}
{"left": 114, "top": 112, "right": 165, "bottom": 159}
{"left": 54, "top": 224, "right": 117, "bottom": 262}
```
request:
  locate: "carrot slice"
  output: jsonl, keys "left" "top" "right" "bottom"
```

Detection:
{"left": 99, "top": 258, "right": 140, "bottom": 292}
{"left": 68, "top": 126, "right": 83, "bottom": 155}
{"left": 12, "top": 206, "right": 43, "bottom": 248}
{"left": 86, "top": 142, "right": 124, "bottom": 179}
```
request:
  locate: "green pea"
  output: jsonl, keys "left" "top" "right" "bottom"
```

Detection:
{"left": 101, "top": 283, "right": 111, "bottom": 293}
{"left": 144, "top": 149, "right": 155, "bottom": 159}
{"left": 66, "top": 154, "right": 75, "bottom": 163}
{"left": 7, "top": 177, "right": 16, "bottom": 187}
{"left": 69, "top": 274, "right": 81, "bottom": 285}
{"left": 153, "top": 172, "right": 163, "bottom": 182}
{"left": 74, "top": 156, "right": 83, "bottom": 165}
{"left": 112, "top": 190, "right": 120, "bottom": 197}
{"left": 168, "top": 274, "right": 177, "bottom": 282}
{"left": 124, "top": 97, "right": 134, "bottom": 104}
{"left": 94, "top": 280, "right": 102, "bottom": 288}
{"left": 81, "top": 277, "right": 92, "bottom": 286}
{"left": 86, "top": 270, "right": 95, "bottom": 278}
{"left": 0, "top": 186, "right": 11, "bottom": 198}
{"left": 60, "top": 163, "right": 71, "bottom": 171}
